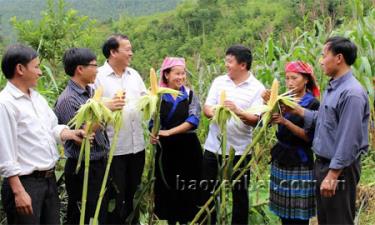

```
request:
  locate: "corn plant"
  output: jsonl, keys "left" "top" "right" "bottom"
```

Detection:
{"left": 190, "top": 79, "right": 298, "bottom": 224}
{"left": 68, "top": 86, "right": 113, "bottom": 225}
{"left": 92, "top": 90, "right": 124, "bottom": 225}
{"left": 208, "top": 90, "right": 240, "bottom": 223}
{"left": 127, "top": 68, "right": 180, "bottom": 224}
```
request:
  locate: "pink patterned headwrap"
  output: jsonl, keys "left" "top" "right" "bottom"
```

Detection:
{"left": 285, "top": 61, "right": 320, "bottom": 97}
{"left": 159, "top": 57, "right": 186, "bottom": 87}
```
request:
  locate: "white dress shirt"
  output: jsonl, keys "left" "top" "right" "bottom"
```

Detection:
{"left": 204, "top": 73, "right": 265, "bottom": 155}
{"left": 0, "top": 82, "right": 67, "bottom": 177}
{"left": 95, "top": 62, "right": 147, "bottom": 155}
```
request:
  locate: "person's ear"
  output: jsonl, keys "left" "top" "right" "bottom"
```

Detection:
{"left": 76, "top": 65, "right": 84, "bottom": 75}
{"left": 336, "top": 53, "right": 344, "bottom": 65}
{"left": 15, "top": 63, "right": 25, "bottom": 76}
{"left": 240, "top": 62, "right": 247, "bottom": 70}
{"left": 110, "top": 49, "right": 117, "bottom": 57}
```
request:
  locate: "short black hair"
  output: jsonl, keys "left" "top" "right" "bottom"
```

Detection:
{"left": 162, "top": 67, "right": 172, "bottom": 85}
{"left": 225, "top": 45, "right": 252, "bottom": 70}
{"left": 63, "top": 48, "right": 96, "bottom": 77}
{"left": 102, "top": 34, "right": 129, "bottom": 59}
{"left": 325, "top": 36, "right": 357, "bottom": 66}
{"left": 1, "top": 44, "right": 38, "bottom": 79}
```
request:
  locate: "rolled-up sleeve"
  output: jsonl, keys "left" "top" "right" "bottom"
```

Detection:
{"left": 186, "top": 93, "right": 201, "bottom": 129}
{"left": 204, "top": 79, "right": 218, "bottom": 106}
{"left": 250, "top": 88, "right": 266, "bottom": 116}
{"left": 0, "top": 103, "right": 22, "bottom": 177}
{"left": 329, "top": 95, "right": 369, "bottom": 169}
{"left": 53, "top": 98, "right": 78, "bottom": 144}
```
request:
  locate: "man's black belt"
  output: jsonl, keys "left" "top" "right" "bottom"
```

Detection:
{"left": 22, "top": 168, "right": 55, "bottom": 178}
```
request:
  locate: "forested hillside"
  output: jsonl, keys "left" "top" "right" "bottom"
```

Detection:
{"left": 0, "top": 0, "right": 182, "bottom": 41}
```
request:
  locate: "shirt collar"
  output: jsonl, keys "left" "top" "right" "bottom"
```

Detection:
{"left": 299, "top": 92, "right": 314, "bottom": 107}
{"left": 162, "top": 85, "right": 188, "bottom": 103}
{"left": 102, "top": 61, "right": 131, "bottom": 77}
{"left": 224, "top": 72, "right": 254, "bottom": 86}
{"left": 68, "top": 79, "right": 91, "bottom": 96}
{"left": 6, "top": 81, "right": 36, "bottom": 99}
{"left": 327, "top": 70, "right": 353, "bottom": 92}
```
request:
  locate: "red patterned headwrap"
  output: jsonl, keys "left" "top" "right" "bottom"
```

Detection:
{"left": 285, "top": 61, "right": 320, "bottom": 97}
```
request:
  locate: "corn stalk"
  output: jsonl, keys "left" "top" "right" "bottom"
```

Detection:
{"left": 190, "top": 79, "right": 298, "bottom": 224}
{"left": 68, "top": 86, "right": 113, "bottom": 225}
{"left": 210, "top": 90, "right": 240, "bottom": 223}
{"left": 127, "top": 68, "right": 180, "bottom": 225}
{"left": 92, "top": 90, "right": 124, "bottom": 225}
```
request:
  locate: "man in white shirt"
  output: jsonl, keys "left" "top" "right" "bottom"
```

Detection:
{"left": 202, "top": 45, "right": 265, "bottom": 224}
{"left": 95, "top": 34, "right": 147, "bottom": 224}
{"left": 0, "top": 44, "right": 85, "bottom": 224}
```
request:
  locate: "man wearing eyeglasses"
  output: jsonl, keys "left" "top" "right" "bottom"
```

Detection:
{"left": 54, "top": 48, "right": 125, "bottom": 225}
{"left": 95, "top": 34, "right": 147, "bottom": 224}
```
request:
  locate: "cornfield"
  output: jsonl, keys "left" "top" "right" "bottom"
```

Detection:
{"left": 0, "top": 0, "right": 374, "bottom": 224}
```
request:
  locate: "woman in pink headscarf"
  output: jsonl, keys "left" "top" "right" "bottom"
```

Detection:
{"left": 150, "top": 57, "right": 203, "bottom": 224}
{"left": 263, "top": 61, "right": 320, "bottom": 225}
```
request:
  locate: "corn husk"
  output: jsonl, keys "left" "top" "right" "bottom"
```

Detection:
{"left": 245, "top": 79, "right": 298, "bottom": 126}
{"left": 130, "top": 68, "right": 181, "bottom": 224}
{"left": 68, "top": 86, "right": 113, "bottom": 225}
{"left": 92, "top": 90, "right": 124, "bottom": 225}
{"left": 137, "top": 68, "right": 180, "bottom": 121}
{"left": 211, "top": 90, "right": 240, "bottom": 132}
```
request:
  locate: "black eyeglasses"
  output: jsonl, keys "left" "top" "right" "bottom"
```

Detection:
{"left": 83, "top": 63, "right": 98, "bottom": 67}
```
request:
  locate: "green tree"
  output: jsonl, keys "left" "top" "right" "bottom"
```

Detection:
{"left": 11, "top": 0, "right": 98, "bottom": 78}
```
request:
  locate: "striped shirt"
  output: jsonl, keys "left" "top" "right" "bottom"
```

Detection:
{"left": 204, "top": 73, "right": 265, "bottom": 155}
{"left": 54, "top": 80, "right": 110, "bottom": 160}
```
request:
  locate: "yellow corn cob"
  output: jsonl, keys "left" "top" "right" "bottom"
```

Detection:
{"left": 116, "top": 90, "right": 124, "bottom": 98}
{"left": 93, "top": 86, "right": 104, "bottom": 101}
{"left": 219, "top": 90, "right": 226, "bottom": 105}
{"left": 150, "top": 68, "right": 158, "bottom": 95}
{"left": 268, "top": 79, "right": 279, "bottom": 106}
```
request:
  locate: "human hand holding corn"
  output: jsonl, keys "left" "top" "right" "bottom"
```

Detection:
{"left": 261, "top": 89, "right": 271, "bottom": 104}
{"left": 223, "top": 100, "right": 242, "bottom": 115}
{"left": 281, "top": 103, "right": 304, "bottom": 117}
{"left": 60, "top": 128, "right": 85, "bottom": 144}
{"left": 105, "top": 91, "right": 126, "bottom": 111}
{"left": 271, "top": 113, "right": 287, "bottom": 125}
{"left": 149, "top": 132, "right": 159, "bottom": 144}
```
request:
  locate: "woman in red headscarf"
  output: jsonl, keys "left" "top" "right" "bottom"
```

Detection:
{"left": 150, "top": 57, "right": 203, "bottom": 224}
{"left": 263, "top": 61, "right": 320, "bottom": 225}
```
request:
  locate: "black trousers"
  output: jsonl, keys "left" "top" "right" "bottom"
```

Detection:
{"left": 64, "top": 157, "right": 108, "bottom": 225}
{"left": 313, "top": 157, "right": 361, "bottom": 225}
{"left": 1, "top": 174, "right": 60, "bottom": 224}
{"left": 201, "top": 151, "right": 250, "bottom": 225}
{"left": 281, "top": 218, "right": 309, "bottom": 225}
{"left": 108, "top": 150, "right": 145, "bottom": 225}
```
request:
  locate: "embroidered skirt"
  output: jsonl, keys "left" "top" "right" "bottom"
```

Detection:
{"left": 269, "top": 160, "right": 316, "bottom": 220}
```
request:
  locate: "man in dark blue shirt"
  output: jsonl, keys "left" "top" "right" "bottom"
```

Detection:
{"left": 293, "top": 37, "right": 369, "bottom": 225}
{"left": 54, "top": 48, "right": 124, "bottom": 225}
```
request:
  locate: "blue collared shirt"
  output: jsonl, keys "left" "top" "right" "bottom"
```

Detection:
{"left": 304, "top": 70, "right": 370, "bottom": 169}
{"left": 54, "top": 80, "right": 110, "bottom": 160}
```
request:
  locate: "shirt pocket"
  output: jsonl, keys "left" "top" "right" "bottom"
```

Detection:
{"left": 323, "top": 104, "right": 338, "bottom": 130}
